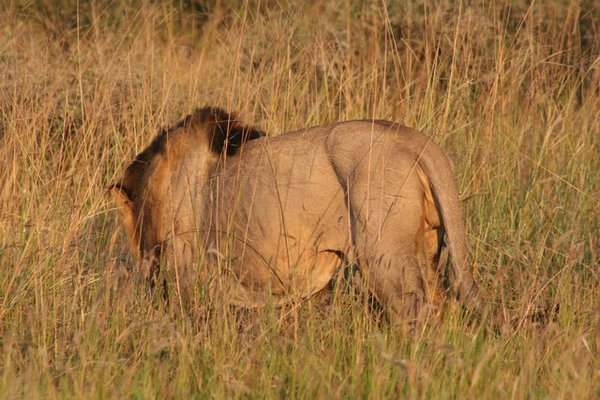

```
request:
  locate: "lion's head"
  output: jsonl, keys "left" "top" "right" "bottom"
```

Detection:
{"left": 110, "top": 107, "right": 264, "bottom": 283}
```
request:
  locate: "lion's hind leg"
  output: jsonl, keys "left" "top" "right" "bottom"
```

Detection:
{"left": 345, "top": 152, "right": 433, "bottom": 332}
{"left": 354, "top": 240, "right": 428, "bottom": 332}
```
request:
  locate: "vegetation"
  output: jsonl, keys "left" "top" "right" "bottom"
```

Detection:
{"left": 0, "top": 0, "right": 598, "bottom": 398}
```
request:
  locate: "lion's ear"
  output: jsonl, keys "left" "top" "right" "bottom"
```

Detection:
{"left": 109, "top": 183, "right": 139, "bottom": 255}
{"left": 109, "top": 183, "right": 135, "bottom": 233}
{"left": 109, "top": 183, "right": 133, "bottom": 209}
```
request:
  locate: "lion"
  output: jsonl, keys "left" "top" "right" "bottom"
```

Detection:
{"left": 111, "top": 107, "right": 482, "bottom": 328}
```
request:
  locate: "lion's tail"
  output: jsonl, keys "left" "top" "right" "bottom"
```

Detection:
{"left": 389, "top": 124, "right": 482, "bottom": 313}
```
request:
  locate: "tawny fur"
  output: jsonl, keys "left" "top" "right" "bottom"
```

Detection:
{"left": 111, "top": 107, "right": 481, "bottom": 328}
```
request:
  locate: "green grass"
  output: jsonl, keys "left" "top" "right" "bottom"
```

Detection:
{"left": 1, "top": 0, "right": 598, "bottom": 398}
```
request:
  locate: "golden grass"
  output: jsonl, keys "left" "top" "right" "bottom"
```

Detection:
{"left": 0, "top": 1, "right": 598, "bottom": 398}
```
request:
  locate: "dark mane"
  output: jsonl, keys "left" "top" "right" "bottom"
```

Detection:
{"left": 195, "top": 107, "right": 265, "bottom": 156}
{"left": 113, "top": 106, "right": 265, "bottom": 201}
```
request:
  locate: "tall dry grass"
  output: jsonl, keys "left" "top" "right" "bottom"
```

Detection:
{"left": 0, "top": 0, "right": 598, "bottom": 398}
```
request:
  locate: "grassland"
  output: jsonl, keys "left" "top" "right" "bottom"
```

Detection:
{"left": 0, "top": 0, "right": 598, "bottom": 398}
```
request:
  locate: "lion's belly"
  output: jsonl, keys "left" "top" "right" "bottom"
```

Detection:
{"left": 240, "top": 205, "right": 348, "bottom": 295}
{"left": 211, "top": 135, "right": 350, "bottom": 300}
{"left": 215, "top": 181, "right": 348, "bottom": 300}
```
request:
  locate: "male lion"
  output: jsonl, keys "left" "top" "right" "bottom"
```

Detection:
{"left": 111, "top": 107, "right": 482, "bottom": 328}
